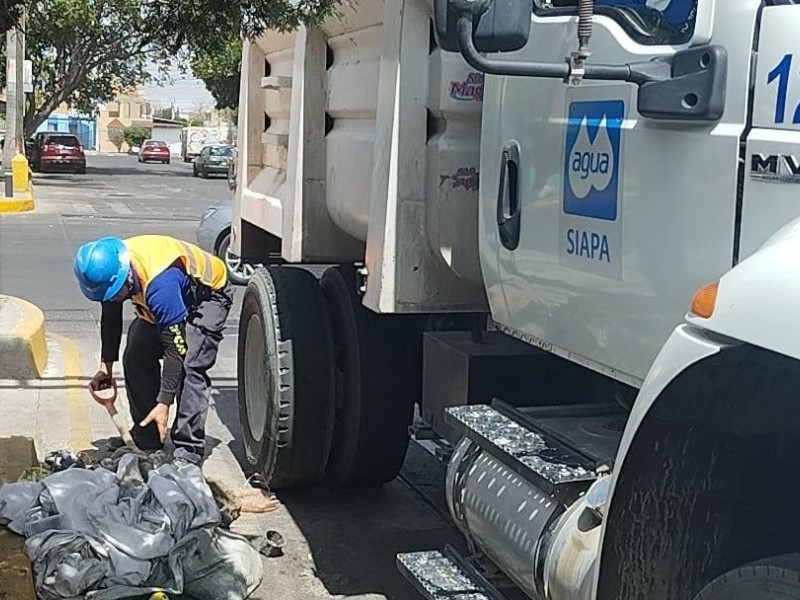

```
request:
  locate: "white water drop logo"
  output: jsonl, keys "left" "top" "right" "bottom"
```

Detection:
{"left": 568, "top": 115, "right": 615, "bottom": 200}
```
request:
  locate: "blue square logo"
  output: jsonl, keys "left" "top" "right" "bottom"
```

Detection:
{"left": 563, "top": 100, "right": 624, "bottom": 221}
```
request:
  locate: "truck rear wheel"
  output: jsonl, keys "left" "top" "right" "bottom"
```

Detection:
{"left": 319, "top": 265, "right": 421, "bottom": 486}
{"left": 693, "top": 555, "right": 800, "bottom": 599}
{"left": 238, "top": 266, "right": 335, "bottom": 490}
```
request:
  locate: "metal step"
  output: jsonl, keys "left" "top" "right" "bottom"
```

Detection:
{"left": 444, "top": 404, "right": 599, "bottom": 503}
{"left": 398, "top": 545, "right": 509, "bottom": 600}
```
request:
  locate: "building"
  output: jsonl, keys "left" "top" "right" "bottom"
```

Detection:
{"left": 96, "top": 89, "right": 153, "bottom": 153}
{"left": 34, "top": 103, "right": 96, "bottom": 150}
{"left": 151, "top": 117, "right": 184, "bottom": 154}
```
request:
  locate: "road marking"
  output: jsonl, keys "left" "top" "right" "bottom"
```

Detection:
{"left": 72, "top": 202, "right": 97, "bottom": 214}
{"left": 54, "top": 334, "right": 94, "bottom": 451}
{"left": 109, "top": 201, "right": 133, "bottom": 215}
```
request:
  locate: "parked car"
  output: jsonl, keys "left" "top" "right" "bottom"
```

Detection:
{"left": 30, "top": 133, "right": 86, "bottom": 174}
{"left": 138, "top": 140, "right": 171, "bottom": 164}
{"left": 196, "top": 198, "right": 259, "bottom": 285}
{"left": 192, "top": 144, "right": 234, "bottom": 179}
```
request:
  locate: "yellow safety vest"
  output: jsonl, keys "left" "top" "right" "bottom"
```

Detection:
{"left": 124, "top": 235, "right": 228, "bottom": 324}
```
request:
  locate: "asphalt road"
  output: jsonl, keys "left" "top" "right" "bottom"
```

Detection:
{"left": 0, "top": 153, "right": 458, "bottom": 600}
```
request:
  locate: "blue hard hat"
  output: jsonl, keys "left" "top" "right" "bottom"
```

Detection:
{"left": 73, "top": 237, "right": 131, "bottom": 302}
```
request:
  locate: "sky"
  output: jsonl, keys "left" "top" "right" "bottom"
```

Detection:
{"left": 142, "top": 61, "right": 216, "bottom": 115}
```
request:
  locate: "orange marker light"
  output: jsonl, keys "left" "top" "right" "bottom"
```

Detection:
{"left": 690, "top": 281, "right": 719, "bottom": 319}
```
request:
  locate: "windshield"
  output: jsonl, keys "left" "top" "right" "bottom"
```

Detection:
{"left": 209, "top": 146, "right": 233, "bottom": 157}
{"left": 46, "top": 135, "right": 80, "bottom": 147}
{"left": 538, "top": 0, "right": 698, "bottom": 45}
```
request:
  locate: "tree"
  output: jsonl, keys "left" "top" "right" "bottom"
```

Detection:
{"left": 19, "top": 0, "right": 155, "bottom": 137}
{"left": 153, "top": 106, "right": 175, "bottom": 120}
{"left": 190, "top": 38, "right": 242, "bottom": 110}
{"left": 108, "top": 127, "right": 125, "bottom": 153}
{"left": 1, "top": 0, "right": 341, "bottom": 138}
{"left": 142, "top": 0, "right": 339, "bottom": 56}
{"left": 123, "top": 125, "right": 151, "bottom": 148}
{"left": 0, "top": 0, "right": 25, "bottom": 33}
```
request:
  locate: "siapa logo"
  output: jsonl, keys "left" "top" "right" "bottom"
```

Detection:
{"left": 568, "top": 115, "right": 615, "bottom": 198}
{"left": 449, "top": 73, "right": 484, "bottom": 102}
{"left": 563, "top": 100, "right": 624, "bottom": 222}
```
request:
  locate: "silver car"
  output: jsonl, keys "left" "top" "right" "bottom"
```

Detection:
{"left": 196, "top": 198, "right": 256, "bottom": 285}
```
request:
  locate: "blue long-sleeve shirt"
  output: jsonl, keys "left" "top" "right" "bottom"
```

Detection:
{"left": 100, "top": 265, "right": 194, "bottom": 405}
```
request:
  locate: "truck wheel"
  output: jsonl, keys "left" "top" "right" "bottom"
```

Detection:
{"left": 238, "top": 266, "right": 336, "bottom": 490}
{"left": 693, "top": 555, "right": 800, "bottom": 599}
{"left": 319, "top": 265, "right": 421, "bottom": 486}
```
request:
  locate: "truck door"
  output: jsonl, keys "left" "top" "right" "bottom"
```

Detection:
{"left": 481, "top": 0, "right": 759, "bottom": 383}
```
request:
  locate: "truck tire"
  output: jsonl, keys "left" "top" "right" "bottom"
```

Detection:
{"left": 319, "top": 265, "right": 421, "bottom": 486}
{"left": 693, "top": 555, "right": 800, "bottom": 599}
{"left": 238, "top": 266, "right": 335, "bottom": 490}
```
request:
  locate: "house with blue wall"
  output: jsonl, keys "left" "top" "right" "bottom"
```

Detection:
{"left": 35, "top": 112, "right": 96, "bottom": 150}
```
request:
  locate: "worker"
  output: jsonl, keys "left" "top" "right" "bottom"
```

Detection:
{"left": 72, "top": 234, "right": 233, "bottom": 466}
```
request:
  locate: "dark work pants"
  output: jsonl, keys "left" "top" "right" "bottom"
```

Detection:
{"left": 122, "top": 282, "right": 233, "bottom": 463}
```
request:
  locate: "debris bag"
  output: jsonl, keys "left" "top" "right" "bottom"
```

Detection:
{"left": 0, "top": 451, "right": 264, "bottom": 599}
{"left": 87, "top": 527, "right": 264, "bottom": 600}
{"left": 0, "top": 481, "right": 43, "bottom": 534}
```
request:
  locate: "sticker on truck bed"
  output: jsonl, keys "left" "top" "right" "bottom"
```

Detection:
{"left": 559, "top": 100, "right": 625, "bottom": 280}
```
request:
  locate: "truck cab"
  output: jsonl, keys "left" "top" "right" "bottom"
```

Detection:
{"left": 233, "top": 1, "right": 800, "bottom": 598}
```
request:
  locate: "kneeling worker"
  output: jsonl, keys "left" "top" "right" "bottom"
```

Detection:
{"left": 73, "top": 234, "right": 233, "bottom": 465}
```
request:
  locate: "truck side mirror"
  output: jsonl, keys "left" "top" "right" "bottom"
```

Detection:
{"left": 433, "top": 0, "right": 533, "bottom": 54}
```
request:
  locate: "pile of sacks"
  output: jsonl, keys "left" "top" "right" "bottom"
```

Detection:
{"left": 0, "top": 452, "right": 264, "bottom": 600}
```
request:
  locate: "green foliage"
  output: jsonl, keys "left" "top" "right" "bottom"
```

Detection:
{"left": 142, "top": 0, "right": 339, "bottom": 56}
{"left": 122, "top": 125, "right": 152, "bottom": 148}
{"left": 17, "top": 0, "right": 156, "bottom": 136}
{"left": 1, "top": 0, "right": 341, "bottom": 137}
{"left": 190, "top": 38, "right": 242, "bottom": 110}
{"left": 0, "top": 0, "right": 25, "bottom": 33}
{"left": 153, "top": 106, "right": 174, "bottom": 119}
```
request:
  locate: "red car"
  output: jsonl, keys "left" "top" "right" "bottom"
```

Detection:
{"left": 138, "top": 140, "right": 171, "bottom": 164}
{"left": 31, "top": 134, "right": 86, "bottom": 174}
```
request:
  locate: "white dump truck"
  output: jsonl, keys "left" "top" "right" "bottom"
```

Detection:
{"left": 232, "top": 0, "right": 800, "bottom": 598}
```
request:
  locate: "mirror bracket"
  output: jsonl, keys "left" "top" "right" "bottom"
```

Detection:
{"left": 453, "top": 13, "right": 728, "bottom": 122}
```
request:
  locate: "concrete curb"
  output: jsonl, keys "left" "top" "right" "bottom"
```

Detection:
{"left": 0, "top": 295, "right": 48, "bottom": 379}
{"left": 0, "top": 192, "right": 34, "bottom": 214}
{"left": 0, "top": 181, "right": 35, "bottom": 214}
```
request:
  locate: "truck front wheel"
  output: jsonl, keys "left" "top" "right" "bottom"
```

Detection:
{"left": 320, "top": 265, "right": 421, "bottom": 486}
{"left": 693, "top": 555, "right": 800, "bottom": 599}
{"left": 237, "top": 266, "right": 335, "bottom": 490}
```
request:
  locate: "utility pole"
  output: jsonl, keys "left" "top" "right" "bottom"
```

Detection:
{"left": 3, "top": 14, "right": 22, "bottom": 196}
{"left": 15, "top": 10, "right": 25, "bottom": 153}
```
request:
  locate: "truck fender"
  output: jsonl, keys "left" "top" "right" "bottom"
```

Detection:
{"left": 686, "top": 214, "right": 800, "bottom": 362}
{"left": 592, "top": 320, "right": 800, "bottom": 599}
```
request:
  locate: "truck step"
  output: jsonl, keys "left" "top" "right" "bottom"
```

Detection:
{"left": 444, "top": 404, "right": 598, "bottom": 503}
{"left": 397, "top": 546, "right": 509, "bottom": 600}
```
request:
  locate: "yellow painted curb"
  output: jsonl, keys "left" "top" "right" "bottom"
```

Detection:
{"left": 0, "top": 295, "right": 48, "bottom": 379}
{"left": 53, "top": 334, "right": 94, "bottom": 452}
{"left": 0, "top": 191, "right": 34, "bottom": 214}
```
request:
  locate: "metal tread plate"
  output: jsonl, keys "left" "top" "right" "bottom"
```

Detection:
{"left": 444, "top": 405, "right": 596, "bottom": 498}
{"left": 398, "top": 548, "right": 507, "bottom": 600}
